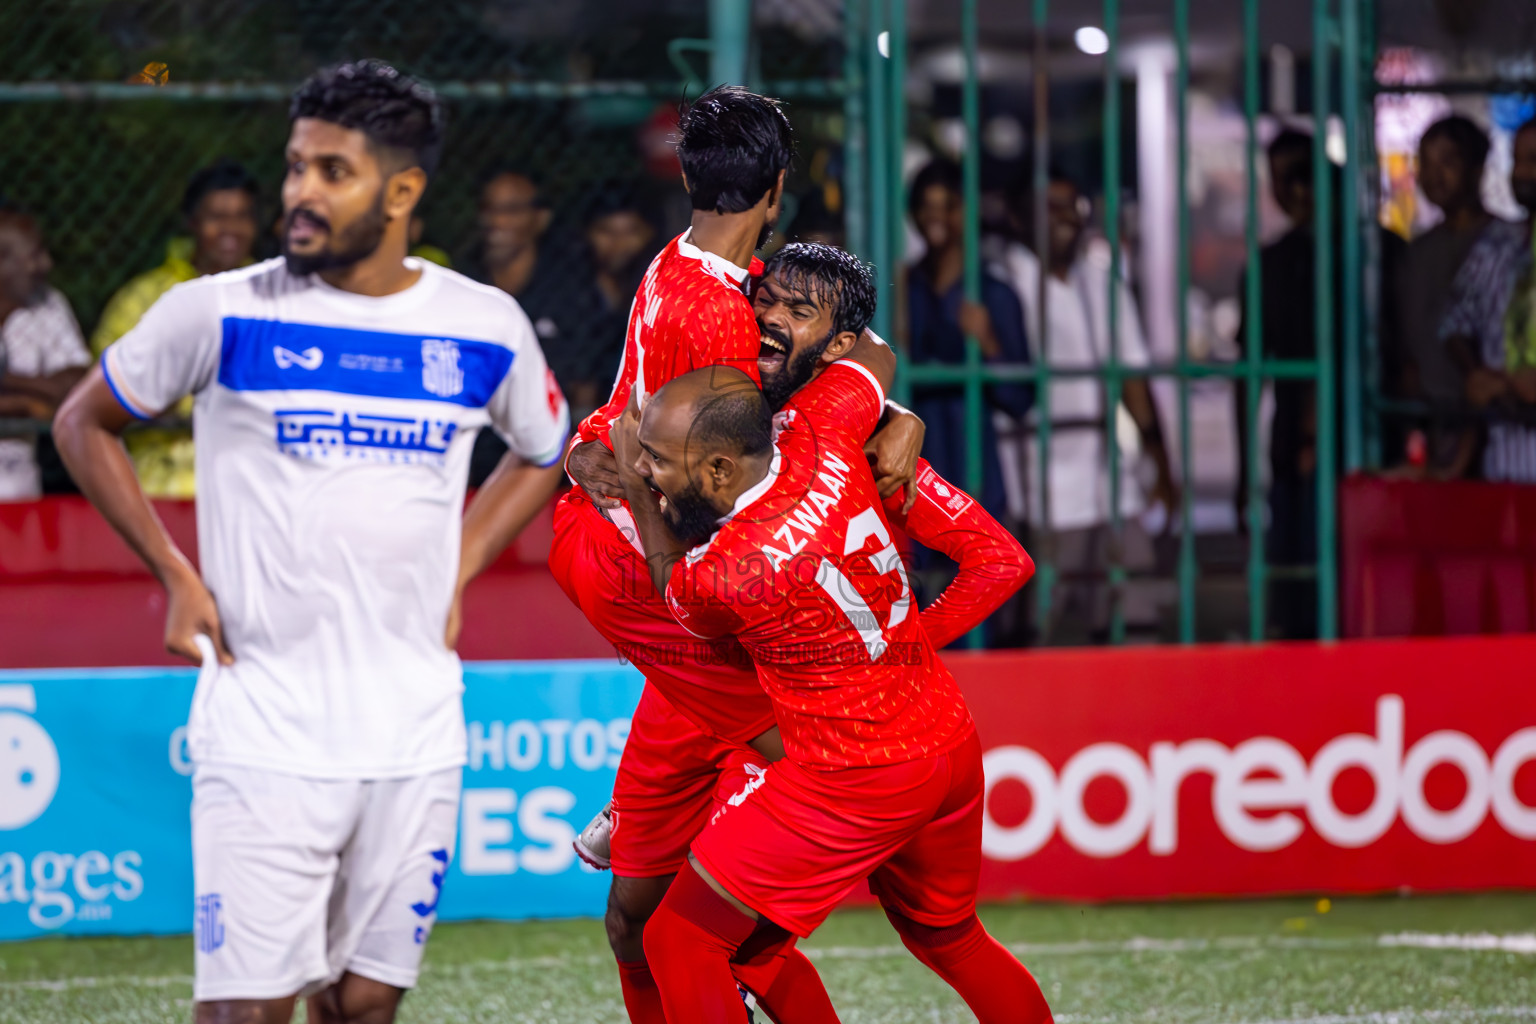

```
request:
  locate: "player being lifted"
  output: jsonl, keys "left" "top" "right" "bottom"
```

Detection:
{"left": 609, "top": 350, "right": 1051, "bottom": 1019}
{"left": 550, "top": 87, "right": 925, "bottom": 1023}
{"left": 54, "top": 61, "right": 568, "bottom": 1024}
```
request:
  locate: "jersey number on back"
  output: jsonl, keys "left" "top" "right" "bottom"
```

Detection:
{"left": 814, "top": 506, "right": 913, "bottom": 661}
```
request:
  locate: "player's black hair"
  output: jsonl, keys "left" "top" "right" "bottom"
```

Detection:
{"left": 1421, "top": 114, "right": 1492, "bottom": 171}
{"left": 693, "top": 378, "right": 774, "bottom": 459}
{"left": 763, "top": 242, "right": 876, "bottom": 338}
{"left": 907, "top": 158, "right": 963, "bottom": 221}
{"left": 181, "top": 158, "right": 259, "bottom": 218}
{"left": 289, "top": 59, "right": 446, "bottom": 178}
{"left": 677, "top": 86, "right": 795, "bottom": 214}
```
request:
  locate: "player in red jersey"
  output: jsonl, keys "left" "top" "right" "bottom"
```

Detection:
{"left": 752, "top": 244, "right": 1034, "bottom": 652}
{"left": 565, "top": 241, "right": 1031, "bottom": 1021}
{"left": 610, "top": 360, "right": 1051, "bottom": 1020}
{"left": 549, "top": 87, "right": 923, "bottom": 1023}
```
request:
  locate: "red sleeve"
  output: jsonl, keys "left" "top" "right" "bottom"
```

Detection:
{"left": 665, "top": 547, "right": 746, "bottom": 640}
{"left": 785, "top": 360, "right": 885, "bottom": 450}
{"left": 573, "top": 283, "right": 760, "bottom": 455}
{"left": 884, "top": 460, "right": 1034, "bottom": 649}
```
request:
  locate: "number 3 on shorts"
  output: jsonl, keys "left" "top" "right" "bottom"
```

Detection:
{"left": 815, "top": 506, "right": 913, "bottom": 661}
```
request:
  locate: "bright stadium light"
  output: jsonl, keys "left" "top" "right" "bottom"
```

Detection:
{"left": 1075, "top": 26, "right": 1110, "bottom": 55}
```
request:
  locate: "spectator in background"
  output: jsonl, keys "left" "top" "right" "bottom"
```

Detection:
{"left": 562, "top": 186, "right": 656, "bottom": 421}
{"left": 1394, "top": 116, "right": 1499, "bottom": 477}
{"left": 1236, "top": 129, "right": 1359, "bottom": 639}
{"left": 1442, "top": 117, "right": 1536, "bottom": 482}
{"left": 998, "top": 170, "right": 1175, "bottom": 644}
{"left": 1237, "top": 129, "right": 1322, "bottom": 639}
{"left": 0, "top": 208, "right": 90, "bottom": 500}
{"left": 91, "top": 158, "right": 259, "bottom": 497}
{"left": 474, "top": 170, "right": 573, "bottom": 327}
{"left": 907, "top": 158, "right": 1033, "bottom": 525}
{"left": 469, "top": 170, "right": 579, "bottom": 484}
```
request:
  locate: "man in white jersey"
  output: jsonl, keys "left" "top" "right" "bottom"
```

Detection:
{"left": 54, "top": 60, "right": 568, "bottom": 1024}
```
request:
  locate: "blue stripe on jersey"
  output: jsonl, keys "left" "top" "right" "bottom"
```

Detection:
{"left": 217, "top": 318, "right": 515, "bottom": 408}
{"left": 100, "top": 354, "right": 153, "bottom": 420}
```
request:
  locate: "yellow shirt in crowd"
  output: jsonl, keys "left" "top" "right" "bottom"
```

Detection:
{"left": 90, "top": 238, "right": 205, "bottom": 498}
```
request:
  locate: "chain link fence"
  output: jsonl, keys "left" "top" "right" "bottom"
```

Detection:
{"left": 1, "top": 0, "right": 853, "bottom": 335}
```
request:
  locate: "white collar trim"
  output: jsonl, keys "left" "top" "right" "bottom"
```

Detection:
{"left": 718, "top": 444, "right": 782, "bottom": 525}
{"left": 678, "top": 230, "right": 752, "bottom": 287}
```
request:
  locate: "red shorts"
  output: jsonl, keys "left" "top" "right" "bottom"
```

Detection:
{"left": 549, "top": 490, "right": 775, "bottom": 745}
{"left": 692, "top": 730, "right": 984, "bottom": 938}
{"left": 610, "top": 683, "right": 767, "bottom": 877}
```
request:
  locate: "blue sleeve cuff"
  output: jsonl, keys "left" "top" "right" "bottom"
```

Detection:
{"left": 100, "top": 354, "right": 154, "bottom": 421}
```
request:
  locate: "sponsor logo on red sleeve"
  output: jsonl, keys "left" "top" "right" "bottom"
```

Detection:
{"left": 918, "top": 464, "right": 974, "bottom": 521}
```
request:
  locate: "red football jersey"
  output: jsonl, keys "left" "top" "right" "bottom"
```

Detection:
{"left": 576, "top": 231, "right": 763, "bottom": 452}
{"left": 881, "top": 460, "right": 1035, "bottom": 649}
{"left": 665, "top": 361, "right": 975, "bottom": 769}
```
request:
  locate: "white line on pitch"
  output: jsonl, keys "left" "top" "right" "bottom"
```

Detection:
{"left": 1380, "top": 933, "right": 1536, "bottom": 954}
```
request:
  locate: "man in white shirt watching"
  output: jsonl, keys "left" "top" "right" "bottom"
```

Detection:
{"left": 54, "top": 60, "right": 568, "bottom": 1024}
{"left": 996, "top": 170, "right": 1177, "bottom": 644}
{"left": 0, "top": 208, "right": 90, "bottom": 500}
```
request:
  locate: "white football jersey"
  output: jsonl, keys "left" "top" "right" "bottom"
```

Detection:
{"left": 103, "top": 257, "right": 569, "bottom": 778}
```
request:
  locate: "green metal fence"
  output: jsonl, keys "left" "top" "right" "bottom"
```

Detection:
{"left": 2, "top": 0, "right": 1383, "bottom": 648}
{"left": 849, "top": 0, "right": 1372, "bottom": 646}
{"left": 0, "top": 0, "right": 850, "bottom": 333}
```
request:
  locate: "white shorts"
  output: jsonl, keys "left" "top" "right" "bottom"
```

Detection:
{"left": 190, "top": 763, "right": 461, "bottom": 1002}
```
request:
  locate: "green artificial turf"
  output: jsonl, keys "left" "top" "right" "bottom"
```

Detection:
{"left": 2, "top": 894, "right": 1533, "bottom": 1023}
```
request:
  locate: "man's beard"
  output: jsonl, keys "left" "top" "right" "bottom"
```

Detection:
{"left": 662, "top": 480, "right": 724, "bottom": 547}
{"left": 283, "top": 192, "right": 388, "bottom": 276}
{"left": 757, "top": 218, "right": 774, "bottom": 252}
{"left": 760, "top": 324, "right": 834, "bottom": 412}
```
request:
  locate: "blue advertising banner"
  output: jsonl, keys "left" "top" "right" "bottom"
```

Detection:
{"left": 0, "top": 661, "right": 643, "bottom": 941}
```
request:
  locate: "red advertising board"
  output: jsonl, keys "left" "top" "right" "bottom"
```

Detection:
{"left": 947, "top": 637, "right": 1536, "bottom": 900}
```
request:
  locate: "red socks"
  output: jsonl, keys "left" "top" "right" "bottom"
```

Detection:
{"left": 886, "top": 910, "right": 1054, "bottom": 1024}
{"left": 626, "top": 866, "right": 842, "bottom": 1024}
{"left": 643, "top": 862, "right": 759, "bottom": 1024}
{"left": 732, "top": 930, "right": 841, "bottom": 1023}
{"left": 616, "top": 959, "right": 667, "bottom": 1024}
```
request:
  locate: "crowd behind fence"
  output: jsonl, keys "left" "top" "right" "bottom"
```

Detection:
{"left": 4, "top": 0, "right": 1536, "bottom": 651}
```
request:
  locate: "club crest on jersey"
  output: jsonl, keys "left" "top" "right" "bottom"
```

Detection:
{"left": 273, "top": 345, "right": 323, "bottom": 370}
{"left": 421, "top": 339, "right": 465, "bottom": 398}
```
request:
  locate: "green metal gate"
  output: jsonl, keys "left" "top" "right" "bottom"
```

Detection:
{"left": 842, "top": 0, "right": 1374, "bottom": 646}
{"left": 0, "top": 0, "right": 1377, "bottom": 649}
